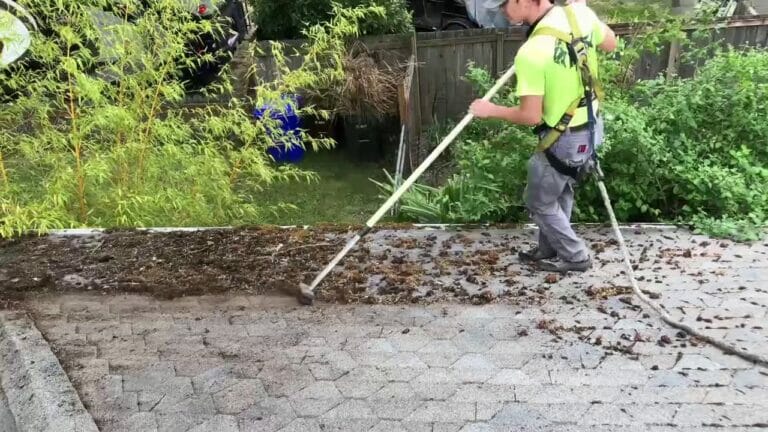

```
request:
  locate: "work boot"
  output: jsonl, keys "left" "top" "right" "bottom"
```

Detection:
{"left": 537, "top": 257, "right": 592, "bottom": 273}
{"left": 518, "top": 247, "right": 556, "bottom": 263}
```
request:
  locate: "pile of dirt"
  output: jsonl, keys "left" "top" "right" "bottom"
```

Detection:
{"left": 0, "top": 226, "right": 550, "bottom": 306}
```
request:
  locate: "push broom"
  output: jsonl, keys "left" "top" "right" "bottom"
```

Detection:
{"left": 296, "top": 65, "right": 518, "bottom": 305}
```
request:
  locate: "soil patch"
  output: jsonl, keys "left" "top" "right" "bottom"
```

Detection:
{"left": 0, "top": 225, "right": 549, "bottom": 306}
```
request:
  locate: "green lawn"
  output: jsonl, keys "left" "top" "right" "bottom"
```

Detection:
{"left": 253, "top": 148, "right": 391, "bottom": 225}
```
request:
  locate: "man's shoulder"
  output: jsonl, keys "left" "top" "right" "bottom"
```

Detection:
{"left": 547, "top": 3, "right": 600, "bottom": 23}
{"left": 517, "top": 36, "right": 555, "bottom": 63}
{"left": 566, "top": 3, "right": 600, "bottom": 18}
{"left": 535, "top": 4, "right": 600, "bottom": 36}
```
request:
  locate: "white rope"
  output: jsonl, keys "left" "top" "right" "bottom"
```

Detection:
{"left": 594, "top": 166, "right": 768, "bottom": 367}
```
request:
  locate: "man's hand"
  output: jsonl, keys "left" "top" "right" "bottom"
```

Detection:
{"left": 469, "top": 96, "right": 542, "bottom": 126}
{"left": 469, "top": 100, "right": 499, "bottom": 119}
{"left": 598, "top": 23, "right": 617, "bottom": 53}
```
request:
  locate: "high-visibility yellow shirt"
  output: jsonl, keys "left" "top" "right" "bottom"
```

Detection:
{"left": 515, "top": 4, "right": 606, "bottom": 128}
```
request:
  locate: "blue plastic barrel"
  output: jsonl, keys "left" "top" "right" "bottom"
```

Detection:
{"left": 253, "top": 94, "right": 305, "bottom": 163}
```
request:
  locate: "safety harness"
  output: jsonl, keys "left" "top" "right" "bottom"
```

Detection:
{"left": 528, "top": 5, "right": 603, "bottom": 181}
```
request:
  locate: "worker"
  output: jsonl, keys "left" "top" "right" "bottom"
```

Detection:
{"left": 469, "top": 0, "right": 617, "bottom": 273}
{"left": 0, "top": 0, "right": 36, "bottom": 68}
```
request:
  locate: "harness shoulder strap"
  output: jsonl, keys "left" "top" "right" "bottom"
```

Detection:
{"left": 530, "top": 5, "right": 603, "bottom": 153}
{"left": 564, "top": 4, "right": 583, "bottom": 39}
{"left": 529, "top": 5, "right": 583, "bottom": 43}
{"left": 563, "top": 5, "right": 605, "bottom": 103}
{"left": 530, "top": 26, "right": 572, "bottom": 43}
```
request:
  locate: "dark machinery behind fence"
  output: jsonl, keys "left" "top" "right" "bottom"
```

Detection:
{"left": 407, "top": 0, "right": 513, "bottom": 31}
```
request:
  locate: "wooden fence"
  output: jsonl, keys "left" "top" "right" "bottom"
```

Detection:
{"left": 240, "top": 15, "right": 768, "bottom": 173}
{"left": 407, "top": 16, "right": 767, "bottom": 121}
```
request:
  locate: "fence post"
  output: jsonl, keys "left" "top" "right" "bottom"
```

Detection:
{"left": 408, "top": 32, "right": 422, "bottom": 176}
{"left": 666, "top": 39, "right": 681, "bottom": 79}
{"left": 495, "top": 31, "right": 505, "bottom": 77}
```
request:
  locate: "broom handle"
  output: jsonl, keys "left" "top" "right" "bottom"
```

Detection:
{"left": 365, "top": 65, "right": 517, "bottom": 227}
{"left": 305, "top": 66, "right": 516, "bottom": 293}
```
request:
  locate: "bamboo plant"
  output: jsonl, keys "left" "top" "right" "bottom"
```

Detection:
{"left": 0, "top": 0, "right": 384, "bottom": 237}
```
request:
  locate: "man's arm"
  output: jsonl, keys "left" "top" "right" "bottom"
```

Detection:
{"left": 469, "top": 95, "right": 543, "bottom": 126}
{"left": 598, "top": 22, "right": 617, "bottom": 53}
{"left": 470, "top": 43, "right": 544, "bottom": 126}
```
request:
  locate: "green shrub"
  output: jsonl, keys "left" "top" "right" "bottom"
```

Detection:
{"left": 381, "top": 46, "right": 768, "bottom": 241}
{"left": 251, "top": 0, "right": 412, "bottom": 41}
{"left": 0, "top": 1, "right": 383, "bottom": 237}
{"left": 588, "top": 0, "right": 672, "bottom": 23}
{"left": 580, "top": 47, "right": 768, "bottom": 241}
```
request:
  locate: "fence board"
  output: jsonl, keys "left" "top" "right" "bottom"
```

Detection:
{"left": 405, "top": 56, "right": 421, "bottom": 174}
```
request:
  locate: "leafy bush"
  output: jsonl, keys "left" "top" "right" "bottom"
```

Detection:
{"left": 611, "top": 48, "right": 768, "bottom": 240}
{"left": 577, "top": 46, "right": 768, "bottom": 241}
{"left": 381, "top": 43, "right": 768, "bottom": 241}
{"left": 0, "top": 0, "right": 383, "bottom": 237}
{"left": 251, "top": 0, "right": 412, "bottom": 41}
{"left": 588, "top": 0, "right": 672, "bottom": 23}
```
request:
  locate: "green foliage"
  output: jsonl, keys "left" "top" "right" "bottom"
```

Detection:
{"left": 0, "top": 0, "right": 381, "bottom": 238}
{"left": 597, "top": 16, "right": 688, "bottom": 92}
{"left": 251, "top": 0, "right": 413, "bottom": 41}
{"left": 381, "top": 43, "right": 768, "bottom": 241}
{"left": 580, "top": 46, "right": 768, "bottom": 242}
{"left": 588, "top": 0, "right": 672, "bottom": 23}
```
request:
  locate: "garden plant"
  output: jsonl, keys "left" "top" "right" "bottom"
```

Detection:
{"left": 0, "top": 0, "right": 385, "bottom": 238}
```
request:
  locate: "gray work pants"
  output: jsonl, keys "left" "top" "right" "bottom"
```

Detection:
{"left": 524, "top": 119, "right": 604, "bottom": 263}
